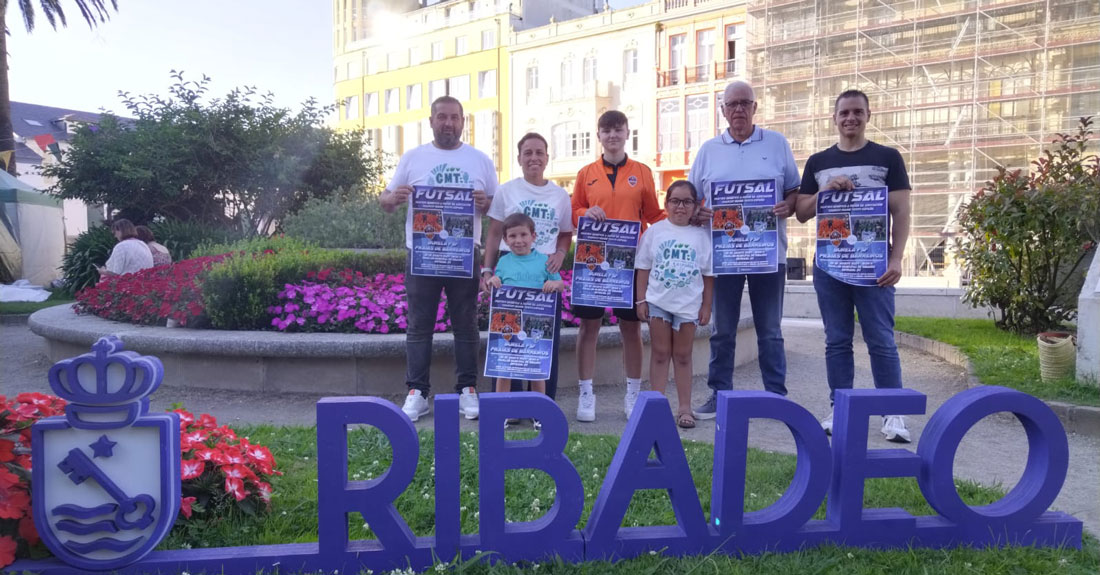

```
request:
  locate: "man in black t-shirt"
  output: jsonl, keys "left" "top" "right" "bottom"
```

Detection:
{"left": 795, "top": 89, "right": 913, "bottom": 444}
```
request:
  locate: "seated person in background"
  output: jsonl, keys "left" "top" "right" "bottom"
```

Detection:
{"left": 135, "top": 225, "right": 172, "bottom": 267}
{"left": 98, "top": 219, "right": 154, "bottom": 278}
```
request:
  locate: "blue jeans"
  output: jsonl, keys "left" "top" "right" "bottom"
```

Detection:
{"left": 707, "top": 266, "right": 787, "bottom": 396}
{"left": 405, "top": 251, "right": 481, "bottom": 395}
{"left": 812, "top": 265, "right": 902, "bottom": 403}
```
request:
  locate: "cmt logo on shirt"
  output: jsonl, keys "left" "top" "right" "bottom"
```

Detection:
{"left": 660, "top": 240, "right": 697, "bottom": 262}
{"left": 430, "top": 164, "right": 472, "bottom": 185}
{"left": 519, "top": 200, "right": 555, "bottom": 222}
{"left": 496, "top": 287, "right": 555, "bottom": 303}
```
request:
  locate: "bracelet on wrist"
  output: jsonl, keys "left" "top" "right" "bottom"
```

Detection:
{"left": 635, "top": 300, "right": 646, "bottom": 305}
{"left": 480, "top": 267, "right": 493, "bottom": 275}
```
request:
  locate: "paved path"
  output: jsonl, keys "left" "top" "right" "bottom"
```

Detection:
{"left": 3, "top": 319, "right": 1098, "bottom": 536}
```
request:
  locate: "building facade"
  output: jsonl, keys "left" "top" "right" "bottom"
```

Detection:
{"left": 746, "top": 0, "right": 1100, "bottom": 281}
{"left": 333, "top": 0, "right": 597, "bottom": 182}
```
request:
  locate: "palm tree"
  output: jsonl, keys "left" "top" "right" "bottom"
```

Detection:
{"left": 1, "top": 0, "right": 118, "bottom": 175}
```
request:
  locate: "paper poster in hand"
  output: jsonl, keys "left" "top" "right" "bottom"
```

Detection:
{"left": 815, "top": 187, "right": 890, "bottom": 286}
{"left": 570, "top": 217, "right": 640, "bottom": 309}
{"left": 710, "top": 179, "right": 780, "bottom": 275}
{"left": 411, "top": 186, "right": 476, "bottom": 278}
{"left": 484, "top": 286, "right": 557, "bottom": 380}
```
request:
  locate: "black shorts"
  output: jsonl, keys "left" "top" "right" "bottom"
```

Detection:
{"left": 571, "top": 303, "right": 640, "bottom": 322}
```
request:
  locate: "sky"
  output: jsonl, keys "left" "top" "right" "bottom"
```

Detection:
{"left": 8, "top": 0, "right": 648, "bottom": 118}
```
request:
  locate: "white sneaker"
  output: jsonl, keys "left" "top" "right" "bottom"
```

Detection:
{"left": 821, "top": 411, "right": 834, "bottom": 436}
{"left": 881, "top": 415, "right": 912, "bottom": 444}
{"left": 577, "top": 390, "right": 596, "bottom": 422}
{"left": 402, "top": 389, "right": 430, "bottom": 422}
{"left": 459, "top": 387, "right": 480, "bottom": 420}
{"left": 624, "top": 388, "right": 639, "bottom": 419}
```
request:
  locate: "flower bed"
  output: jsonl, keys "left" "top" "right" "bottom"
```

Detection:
{"left": 268, "top": 268, "right": 615, "bottom": 334}
{"left": 75, "top": 255, "right": 228, "bottom": 327}
{"left": 0, "top": 393, "right": 280, "bottom": 567}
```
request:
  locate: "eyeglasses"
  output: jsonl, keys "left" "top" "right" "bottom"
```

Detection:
{"left": 667, "top": 198, "right": 697, "bottom": 207}
{"left": 723, "top": 99, "right": 755, "bottom": 110}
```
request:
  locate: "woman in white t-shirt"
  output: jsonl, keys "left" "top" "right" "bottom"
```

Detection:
{"left": 483, "top": 132, "right": 574, "bottom": 401}
{"left": 98, "top": 219, "right": 155, "bottom": 278}
{"left": 635, "top": 180, "right": 714, "bottom": 429}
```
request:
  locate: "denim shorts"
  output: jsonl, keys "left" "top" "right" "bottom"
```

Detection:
{"left": 646, "top": 302, "right": 697, "bottom": 331}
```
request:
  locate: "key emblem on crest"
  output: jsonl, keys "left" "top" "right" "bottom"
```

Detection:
{"left": 32, "top": 336, "right": 180, "bottom": 570}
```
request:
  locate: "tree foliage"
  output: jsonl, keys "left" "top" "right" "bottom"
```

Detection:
{"left": 956, "top": 117, "right": 1099, "bottom": 334}
{"left": 42, "top": 72, "right": 385, "bottom": 234}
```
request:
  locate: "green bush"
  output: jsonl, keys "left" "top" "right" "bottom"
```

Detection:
{"left": 60, "top": 225, "right": 116, "bottom": 293}
{"left": 956, "top": 117, "right": 1099, "bottom": 334}
{"left": 201, "top": 242, "right": 406, "bottom": 330}
{"left": 281, "top": 193, "right": 406, "bottom": 249}
{"left": 190, "top": 235, "right": 315, "bottom": 259}
{"left": 150, "top": 219, "right": 247, "bottom": 260}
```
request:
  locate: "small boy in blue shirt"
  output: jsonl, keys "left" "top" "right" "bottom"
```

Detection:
{"left": 486, "top": 213, "right": 564, "bottom": 422}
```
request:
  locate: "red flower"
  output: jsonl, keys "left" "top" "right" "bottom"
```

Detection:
{"left": 181, "top": 459, "right": 205, "bottom": 480}
{"left": 0, "top": 439, "right": 14, "bottom": 463}
{"left": 220, "top": 447, "right": 245, "bottom": 465}
{"left": 0, "top": 536, "right": 17, "bottom": 569}
{"left": 192, "top": 448, "right": 228, "bottom": 465}
{"left": 221, "top": 463, "right": 258, "bottom": 483}
{"left": 0, "top": 483, "right": 29, "bottom": 519}
{"left": 18, "top": 514, "right": 39, "bottom": 546}
{"left": 180, "top": 496, "right": 197, "bottom": 519}
{"left": 224, "top": 477, "right": 246, "bottom": 501}
{"left": 181, "top": 430, "right": 208, "bottom": 449}
{"left": 197, "top": 413, "right": 218, "bottom": 430}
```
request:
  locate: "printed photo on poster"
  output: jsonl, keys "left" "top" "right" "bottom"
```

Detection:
{"left": 570, "top": 217, "right": 641, "bottom": 309}
{"left": 709, "top": 179, "right": 780, "bottom": 275}
{"left": 815, "top": 187, "right": 890, "bottom": 286}
{"left": 484, "top": 286, "right": 557, "bottom": 380}
{"left": 411, "top": 186, "right": 476, "bottom": 278}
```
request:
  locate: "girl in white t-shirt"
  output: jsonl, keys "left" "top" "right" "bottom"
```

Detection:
{"left": 635, "top": 180, "right": 714, "bottom": 429}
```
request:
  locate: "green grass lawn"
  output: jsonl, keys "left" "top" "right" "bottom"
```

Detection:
{"left": 894, "top": 317, "right": 1100, "bottom": 407}
{"left": 0, "top": 291, "right": 73, "bottom": 315}
{"left": 157, "top": 426, "right": 1098, "bottom": 574}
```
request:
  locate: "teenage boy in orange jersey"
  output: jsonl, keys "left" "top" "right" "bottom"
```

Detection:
{"left": 570, "top": 110, "right": 665, "bottom": 422}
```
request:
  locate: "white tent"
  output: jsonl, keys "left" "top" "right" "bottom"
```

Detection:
{"left": 0, "top": 171, "right": 65, "bottom": 285}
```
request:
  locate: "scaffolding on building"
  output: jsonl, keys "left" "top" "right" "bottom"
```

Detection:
{"left": 746, "top": 0, "right": 1100, "bottom": 280}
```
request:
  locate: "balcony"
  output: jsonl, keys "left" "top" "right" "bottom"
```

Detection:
{"left": 658, "top": 60, "right": 739, "bottom": 87}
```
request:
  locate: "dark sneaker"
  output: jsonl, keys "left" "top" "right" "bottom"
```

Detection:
{"left": 693, "top": 392, "right": 718, "bottom": 420}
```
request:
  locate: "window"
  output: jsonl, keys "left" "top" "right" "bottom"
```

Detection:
{"left": 473, "top": 110, "right": 498, "bottom": 163}
{"left": 387, "top": 51, "right": 400, "bottom": 70}
{"left": 669, "top": 34, "right": 686, "bottom": 85}
{"left": 725, "top": 25, "right": 738, "bottom": 75}
{"left": 630, "top": 128, "right": 639, "bottom": 155}
{"left": 346, "top": 62, "right": 354, "bottom": 79}
{"left": 552, "top": 121, "right": 590, "bottom": 158}
{"left": 478, "top": 70, "right": 496, "bottom": 98}
{"left": 385, "top": 88, "right": 400, "bottom": 114}
{"left": 481, "top": 29, "right": 495, "bottom": 50}
{"left": 403, "top": 121, "right": 420, "bottom": 153}
{"left": 365, "top": 57, "right": 375, "bottom": 75}
{"left": 365, "top": 92, "right": 379, "bottom": 116}
{"left": 715, "top": 91, "right": 724, "bottom": 135}
{"left": 429, "top": 79, "right": 446, "bottom": 104}
{"left": 409, "top": 46, "right": 421, "bottom": 66}
{"left": 432, "top": 41, "right": 444, "bottom": 61}
{"left": 583, "top": 55, "right": 597, "bottom": 89}
{"left": 526, "top": 65, "right": 539, "bottom": 103}
{"left": 623, "top": 48, "right": 638, "bottom": 79}
{"left": 696, "top": 29, "right": 715, "bottom": 81}
{"left": 658, "top": 97, "right": 682, "bottom": 153}
{"left": 343, "top": 95, "right": 359, "bottom": 120}
{"left": 560, "top": 57, "right": 574, "bottom": 87}
{"left": 686, "top": 94, "right": 709, "bottom": 150}
{"left": 407, "top": 84, "right": 422, "bottom": 110}
{"left": 448, "top": 74, "right": 470, "bottom": 101}
{"left": 456, "top": 36, "right": 468, "bottom": 56}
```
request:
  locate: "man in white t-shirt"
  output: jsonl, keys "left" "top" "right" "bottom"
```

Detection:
{"left": 483, "top": 132, "right": 574, "bottom": 399}
{"left": 380, "top": 96, "right": 497, "bottom": 422}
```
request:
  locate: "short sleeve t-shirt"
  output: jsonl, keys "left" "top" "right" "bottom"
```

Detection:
{"left": 488, "top": 178, "right": 573, "bottom": 255}
{"left": 689, "top": 126, "right": 801, "bottom": 266}
{"left": 105, "top": 238, "right": 155, "bottom": 276}
{"left": 494, "top": 251, "right": 562, "bottom": 289}
{"left": 387, "top": 143, "right": 499, "bottom": 249}
{"left": 635, "top": 220, "right": 713, "bottom": 317}
{"left": 799, "top": 141, "right": 910, "bottom": 196}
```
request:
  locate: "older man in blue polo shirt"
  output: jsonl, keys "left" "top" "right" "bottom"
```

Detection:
{"left": 689, "top": 80, "right": 800, "bottom": 419}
